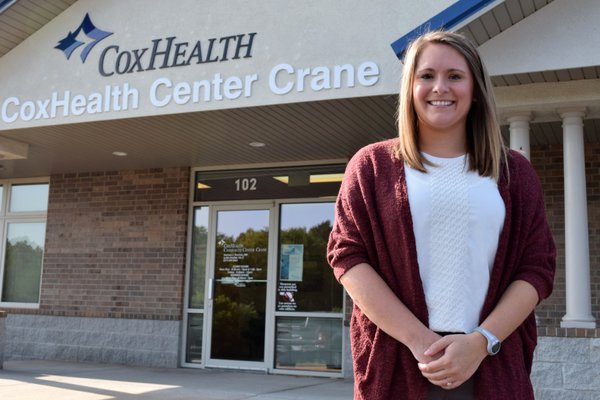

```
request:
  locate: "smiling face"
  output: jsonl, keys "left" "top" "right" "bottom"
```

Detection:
{"left": 412, "top": 43, "right": 474, "bottom": 149}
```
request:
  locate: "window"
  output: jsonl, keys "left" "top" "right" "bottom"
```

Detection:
{"left": 185, "top": 207, "right": 208, "bottom": 364}
{"left": 276, "top": 203, "right": 342, "bottom": 313}
{"left": 274, "top": 202, "right": 343, "bottom": 372}
{"left": 0, "top": 180, "right": 49, "bottom": 305}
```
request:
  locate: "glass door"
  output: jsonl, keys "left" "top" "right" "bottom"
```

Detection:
{"left": 205, "top": 206, "right": 271, "bottom": 369}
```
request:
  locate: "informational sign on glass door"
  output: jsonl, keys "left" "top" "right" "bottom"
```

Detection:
{"left": 279, "top": 244, "right": 303, "bottom": 281}
{"left": 277, "top": 244, "right": 303, "bottom": 311}
{"left": 220, "top": 242, "right": 267, "bottom": 287}
{"left": 277, "top": 281, "right": 298, "bottom": 311}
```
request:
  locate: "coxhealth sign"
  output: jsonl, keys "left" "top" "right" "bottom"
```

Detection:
{"left": 1, "top": 13, "right": 380, "bottom": 124}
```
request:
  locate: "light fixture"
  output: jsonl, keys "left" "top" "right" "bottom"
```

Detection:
{"left": 273, "top": 173, "right": 344, "bottom": 185}
{"left": 112, "top": 151, "right": 128, "bottom": 157}
{"left": 249, "top": 142, "right": 265, "bottom": 148}
{"left": 0, "top": 0, "right": 17, "bottom": 14}
{"left": 307, "top": 173, "right": 344, "bottom": 183}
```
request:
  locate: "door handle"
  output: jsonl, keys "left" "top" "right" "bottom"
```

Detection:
{"left": 208, "top": 278, "right": 214, "bottom": 300}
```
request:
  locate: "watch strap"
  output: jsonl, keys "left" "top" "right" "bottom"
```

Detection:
{"left": 473, "top": 326, "right": 501, "bottom": 355}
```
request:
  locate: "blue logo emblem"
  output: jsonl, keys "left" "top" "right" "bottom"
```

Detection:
{"left": 55, "top": 13, "right": 112, "bottom": 62}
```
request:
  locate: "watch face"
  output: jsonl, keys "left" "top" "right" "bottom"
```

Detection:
{"left": 490, "top": 341, "right": 501, "bottom": 355}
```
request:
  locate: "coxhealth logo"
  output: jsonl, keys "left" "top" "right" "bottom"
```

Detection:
{"left": 55, "top": 13, "right": 112, "bottom": 63}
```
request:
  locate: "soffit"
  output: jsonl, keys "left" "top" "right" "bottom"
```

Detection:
{"left": 0, "top": 0, "right": 77, "bottom": 57}
{"left": 458, "top": 0, "right": 554, "bottom": 46}
{"left": 0, "top": 95, "right": 400, "bottom": 178}
{"left": 502, "top": 119, "right": 600, "bottom": 147}
{"left": 491, "top": 67, "right": 600, "bottom": 87}
{"left": 1, "top": 92, "right": 598, "bottom": 179}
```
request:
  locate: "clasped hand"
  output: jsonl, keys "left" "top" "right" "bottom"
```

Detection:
{"left": 416, "top": 333, "right": 488, "bottom": 390}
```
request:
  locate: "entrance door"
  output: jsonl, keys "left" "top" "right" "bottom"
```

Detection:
{"left": 206, "top": 207, "right": 271, "bottom": 369}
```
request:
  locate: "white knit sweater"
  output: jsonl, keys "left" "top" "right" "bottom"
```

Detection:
{"left": 405, "top": 153, "right": 505, "bottom": 332}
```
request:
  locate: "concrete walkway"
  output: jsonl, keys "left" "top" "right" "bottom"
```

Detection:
{"left": 0, "top": 360, "right": 354, "bottom": 400}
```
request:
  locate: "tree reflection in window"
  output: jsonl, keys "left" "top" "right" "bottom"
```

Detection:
{"left": 3, "top": 237, "right": 44, "bottom": 303}
{"left": 189, "top": 207, "right": 208, "bottom": 309}
{"left": 278, "top": 203, "right": 343, "bottom": 313}
{"left": 211, "top": 211, "right": 269, "bottom": 362}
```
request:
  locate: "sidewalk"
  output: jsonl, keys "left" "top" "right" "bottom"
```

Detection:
{"left": 0, "top": 360, "right": 354, "bottom": 400}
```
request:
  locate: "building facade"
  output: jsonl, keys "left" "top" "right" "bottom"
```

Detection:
{"left": 0, "top": 0, "right": 598, "bottom": 397}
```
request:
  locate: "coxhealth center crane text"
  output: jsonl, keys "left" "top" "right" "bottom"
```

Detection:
{"left": 1, "top": 61, "right": 379, "bottom": 124}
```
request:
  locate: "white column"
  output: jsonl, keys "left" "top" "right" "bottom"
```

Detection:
{"left": 559, "top": 108, "right": 596, "bottom": 329}
{"left": 507, "top": 113, "right": 531, "bottom": 160}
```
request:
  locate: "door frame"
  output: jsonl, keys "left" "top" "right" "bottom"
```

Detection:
{"left": 181, "top": 198, "right": 345, "bottom": 377}
{"left": 202, "top": 201, "right": 279, "bottom": 371}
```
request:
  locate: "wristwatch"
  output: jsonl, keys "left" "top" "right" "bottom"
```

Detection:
{"left": 472, "top": 327, "right": 501, "bottom": 355}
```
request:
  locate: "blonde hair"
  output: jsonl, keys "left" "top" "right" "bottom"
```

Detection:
{"left": 396, "top": 31, "right": 506, "bottom": 181}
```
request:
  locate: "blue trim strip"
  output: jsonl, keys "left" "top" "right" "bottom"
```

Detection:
{"left": 0, "top": 0, "right": 16, "bottom": 13}
{"left": 390, "top": 0, "right": 496, "bottom": 60}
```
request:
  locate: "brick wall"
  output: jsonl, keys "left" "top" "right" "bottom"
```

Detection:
{"left": 532, "top": 143, "right": 599, "bottom": 337}
{"left": 6, "top": 167, "right": 190, "bottom": 321}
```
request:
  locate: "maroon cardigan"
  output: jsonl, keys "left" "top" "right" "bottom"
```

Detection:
{"left": 327, "top": 139, "right": 556, "bottom": 399}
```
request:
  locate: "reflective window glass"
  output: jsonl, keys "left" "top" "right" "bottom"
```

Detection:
{"left": 186, "top": 313, "right": 204, "bottom": 363}
{"left": 2, "top": 222, "right": 46, "bottom": 303}
{"left": 10, "top": 183, "right": 49, "bottom": 212}
{"left": 277, "top": 202, "right": 343, "bottom": 313}
{"left": 189, "top": 207, "right": 208, "bottom": 309}
{"left": 275, "top": 317, "right": 342, "bottom": 372}
{"left": 211, "top": 209, "right": 269, "bottom": 362}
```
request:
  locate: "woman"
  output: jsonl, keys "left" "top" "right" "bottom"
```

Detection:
{"left": 327, "top": 31, "right": 555, "bottom": 399}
